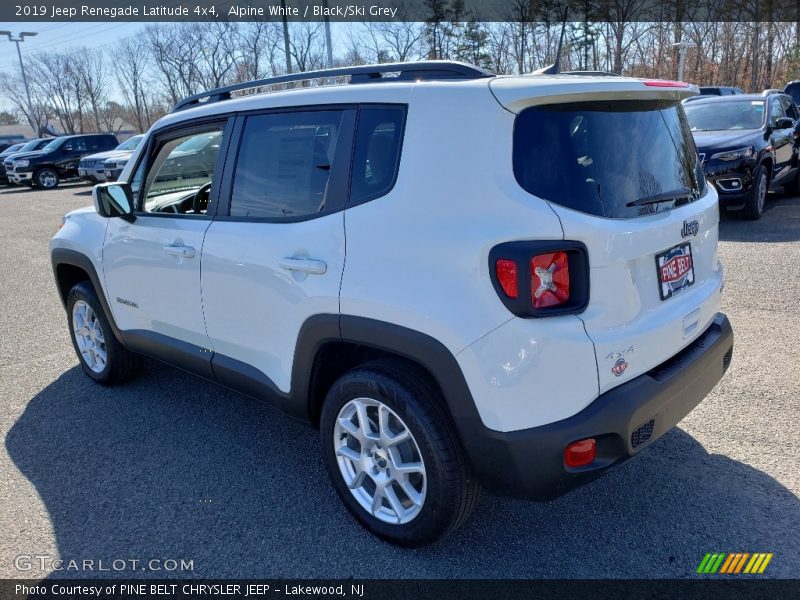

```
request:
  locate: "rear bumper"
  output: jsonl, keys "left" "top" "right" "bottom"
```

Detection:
{"left": 469, "top": 313, "right": 733, "bottom": 499}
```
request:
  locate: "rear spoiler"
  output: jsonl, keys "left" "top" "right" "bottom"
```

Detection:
{"left": 490, "top": 76, "right": 699, "bottom": 114}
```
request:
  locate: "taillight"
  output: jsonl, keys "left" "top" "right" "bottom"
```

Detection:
{"left": 495, "top": 259, "right": 518, "bottom": 299}
{"left": 489, "top": 241, "right": 589, "bottom": 318}
{"left": 531, "top": 251, "right": 569, "bottom": 308}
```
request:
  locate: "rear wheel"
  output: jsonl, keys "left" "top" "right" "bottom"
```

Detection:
{"left": 67, "top": 281, "right": 141, "bottom": 385}
{"left": 741, "top": 164, "right": 767, "bottom": 220}
{"left": 34, "top": 167, "right": 59, "bottom": 190}
{"left": 320, "top": 360, "right": 480, "bottom": 546}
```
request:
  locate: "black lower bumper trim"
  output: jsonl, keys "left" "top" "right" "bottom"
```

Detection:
{"left": 469, "top": 313, "right": 734, "bottom": 500}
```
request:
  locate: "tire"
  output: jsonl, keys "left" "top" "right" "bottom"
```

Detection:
{"left": 320, "top": 360, "right": 480, "bottom": 546}
{"left": 66, "top": 281, "right": 141, "bottom": 385}
{"left": 34, "top": 167, "right": 59, "bottom": 190}
{"left": 741, "top": 164, "right": 767, "bottom": 220}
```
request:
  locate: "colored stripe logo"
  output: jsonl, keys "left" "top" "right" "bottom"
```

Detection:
{"left": 697, "top": 552, "right": 773, "bottom": 574}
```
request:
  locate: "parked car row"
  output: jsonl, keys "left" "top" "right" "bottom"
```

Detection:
{"left": 684, "top": 83, "right": 800, "bottom": 220}
{"left": 3, "top": 133, "right": 119, "bottom": 189}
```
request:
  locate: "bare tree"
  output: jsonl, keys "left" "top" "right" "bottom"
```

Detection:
{"left": 114, "top": 36, "right": 156, "bottom": 132}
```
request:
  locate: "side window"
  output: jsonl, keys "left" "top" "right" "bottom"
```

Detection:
{"left": 71, "top": 138, "right": 87, "bottom": 152}
{"left": 350, "top": 107, "right": 405, "bottom": 204}
{"left": 770, "top": 98, "right": 785, "bottom": 125}
{"left": 141, "top": 127, "right": 224, "bottom": 216}
{"left": 782, "top": 97, "right": 798, "bottom": 120}
{"left": 230, "top": 110, "right": 344, "bottom": 219}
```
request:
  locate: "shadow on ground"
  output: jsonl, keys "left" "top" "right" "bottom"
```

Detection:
{"left": 719, "top": 193, "right": 800, "bottom": 242}
{"left": 6, "top": 363, "right": 799, "bottom": 579}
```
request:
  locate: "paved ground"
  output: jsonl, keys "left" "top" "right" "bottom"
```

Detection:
{"left": 0, "top": 182, "right": 798, "bottom": 579}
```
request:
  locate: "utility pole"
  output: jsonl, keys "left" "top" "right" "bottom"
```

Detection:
{"left": 280, "top": 0, "right": 292, "bottom": 74}
{"left": 0, "top": 30, "right": 39, "bottom": 137}
{"left": 322, "top": 0, "right": 334, "bottom": 69}
{"left": 672, "top": 39, "right": 696, "bottom": 81}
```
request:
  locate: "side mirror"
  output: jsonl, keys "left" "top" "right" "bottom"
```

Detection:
{"left": 93, "top": 183, "right": 135, "bottom": 222}
{"left": 775, "top": 117, "right": 795, "bottom": 130}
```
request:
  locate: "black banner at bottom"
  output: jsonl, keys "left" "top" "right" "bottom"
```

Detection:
{"left": 1, "top": 579, "right": 799, "bottom": 600}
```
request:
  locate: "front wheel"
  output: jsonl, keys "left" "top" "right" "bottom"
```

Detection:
{"left": 34, "top": 167, "right": 59, "bottom": 190}
{"left": 320, "top": 360, "right": 480, "bottom": 546}
{"left": 67, "top": 281, "right": 141, "bottom": 385}
{"left": 741, "top": 164, "right": 767, "bottom": 220}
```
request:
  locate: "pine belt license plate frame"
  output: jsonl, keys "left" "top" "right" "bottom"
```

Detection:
{"left": 656, "top": 242, "right": 695, "bottom": 301}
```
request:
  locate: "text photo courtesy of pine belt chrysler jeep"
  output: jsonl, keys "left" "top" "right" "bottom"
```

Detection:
{"left": 50, "top": 61, "right": 734, "bottom": 546}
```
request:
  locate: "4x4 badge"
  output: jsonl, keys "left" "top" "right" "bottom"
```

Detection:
{"left": 681, "top": 219, "right": 699, "bottom": 238}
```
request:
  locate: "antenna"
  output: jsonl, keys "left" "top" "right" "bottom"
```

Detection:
{"left": 534, "top": 6, "right": 569, "bottom": 75}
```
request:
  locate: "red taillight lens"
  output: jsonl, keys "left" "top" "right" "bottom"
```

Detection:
{"left": 565, "top": 438, "right": 596, "bottom": 468}
{"left": 495, "top": 259, "right": 518, "bottom": 299}
{"left": 643, "top": 79, "right": 689, "bottom": 88}
{"left": 530, "top": 251, "right": 569, "bottom": 308}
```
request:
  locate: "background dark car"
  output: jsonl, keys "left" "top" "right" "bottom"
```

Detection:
{"left": 684, "top": 86, "right": 745, "bottom": 103}
{"left": 2, "top": 138, "right": 55, "bottom": 185}
{"left": 79, "top": 134, "right": 144, "bottom": 183}
{"left": 0, "top": 142, "right": 27, "bottom": 184}
{"left": 684, "top": 93, "right": 800, "bottom": 220}
{"left": 6, "top": 133, "right": 118, "bottom": 189}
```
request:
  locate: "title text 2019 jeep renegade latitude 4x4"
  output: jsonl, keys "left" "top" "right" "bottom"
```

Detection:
{"left": 51, "top": 62, "right": 733, "bottom": 546}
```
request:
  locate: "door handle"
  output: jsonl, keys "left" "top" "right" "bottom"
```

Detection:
{"left": 162, "top": 244, "right": 196, "bottom": 259}
{"left": 279, "top": 257, "right": 327, "bottom": 275}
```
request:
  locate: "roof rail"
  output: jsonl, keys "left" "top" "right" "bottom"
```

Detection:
{"left": 172, "top": 61, "right": 494, "bottom": 112}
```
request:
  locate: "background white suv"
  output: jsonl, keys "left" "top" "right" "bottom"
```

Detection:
{"left": 51, "top": 61, "right": 734, "bottom": 546}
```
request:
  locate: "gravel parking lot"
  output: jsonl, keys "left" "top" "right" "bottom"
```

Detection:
{"left": 0, "top": 182, "right": 798, "bottom": 579}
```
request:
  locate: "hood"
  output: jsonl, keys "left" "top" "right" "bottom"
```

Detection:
{"left": 692, "top": 129, "right": 763, "bottom": 153}
{"left": 102, "top": 150, "right": 134, "bottom": 164}
{"left": 81, "top": 150, "right": 130, "bottom": 162}
{"left": 4, "top": 150, "right": 47, "bottom": 162}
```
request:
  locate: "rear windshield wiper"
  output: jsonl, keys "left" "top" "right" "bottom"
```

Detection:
{"left": 626, "top": 188, "right": 695, "bottom": 207}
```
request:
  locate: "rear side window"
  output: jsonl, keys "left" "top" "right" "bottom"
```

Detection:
{"left": 350, "top": 106, "right": 405, "bottom": 204}
{"left": 513, "top": 100, "right": 704, "bottom": 219}
{"left": 230, "top": 111, "right": 345, "bottom": 219}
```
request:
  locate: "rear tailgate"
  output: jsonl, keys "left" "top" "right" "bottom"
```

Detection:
{"left": 495, "top": 75, "right": 724, "bottom": 393}
{"left": 550, "top": 194, "right": 723, "bottom": 392}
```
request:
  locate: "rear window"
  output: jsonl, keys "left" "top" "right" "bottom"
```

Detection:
{"left": 513, "top": 100, "right": 705, "bottom": 218}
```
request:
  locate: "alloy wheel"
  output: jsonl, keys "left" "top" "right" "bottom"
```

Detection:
{"left": 71, "top": 300, "right": 107, "bottom": 373}
{"left": 333, "top": 397, "right": 427, "bottom": 525}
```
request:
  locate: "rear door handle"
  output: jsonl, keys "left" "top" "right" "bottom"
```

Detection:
{"left": 162, "top": 244, "right": 196, "bottom": 259}
{"left": 279, "top": 257, "right": 327, "bottom": 275}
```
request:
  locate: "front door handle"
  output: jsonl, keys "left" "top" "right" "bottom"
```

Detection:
{"left": 162, "top": 244, "right": 196, "bottom": 259}
{"left": 279, "top": 257, "right": 327, "bottom": 275}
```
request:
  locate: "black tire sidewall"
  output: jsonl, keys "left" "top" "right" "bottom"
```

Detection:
{"left": 320, "top": 368, "right": 463, "bottom": 546}
{"left": 744, "top": 165, "right": 767, "bottom": 219}
{"left": 66, "top": 283, "right": 114, "bottom": 382}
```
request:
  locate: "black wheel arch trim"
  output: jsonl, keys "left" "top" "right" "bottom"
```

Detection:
{"left": 51, "top": 247, "right": 126, "bottom": 345}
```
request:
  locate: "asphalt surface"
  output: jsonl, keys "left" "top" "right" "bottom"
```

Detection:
{"left": 0, "top": 182, "right": 798, "bottom": 579}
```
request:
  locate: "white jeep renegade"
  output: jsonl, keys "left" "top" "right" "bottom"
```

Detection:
{"left": 51, "top": 61, "right": 734, "bottom": 546}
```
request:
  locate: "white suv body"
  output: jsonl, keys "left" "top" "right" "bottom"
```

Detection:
{"left": 51, "top": 62, "right": 734, "bottom": 544}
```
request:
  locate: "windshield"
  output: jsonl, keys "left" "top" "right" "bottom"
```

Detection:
{"left": 684, "top": 100, "right": 765, "bottom": 131}
{"left": 513, "top": 100, "right": 705, "bottom": 219}
{"left": 115, "top": 135, "right": 143, "bottom": 151}
{"left": 41, "top": 138, "right": 65, "bottom": 152}
{"left": 19, "top": 139, "right": 48, "bottom": 152}
{"left": 1, "top": 144, "right": 24, "bottom": 155}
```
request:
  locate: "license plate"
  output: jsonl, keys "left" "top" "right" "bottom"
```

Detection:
{"left": 656, "top": 242, "right": 695, "bottom": 300}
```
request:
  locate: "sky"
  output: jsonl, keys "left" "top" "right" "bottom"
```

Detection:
{"left": 0, "top": 21, "right": 352, "bottom": 112}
